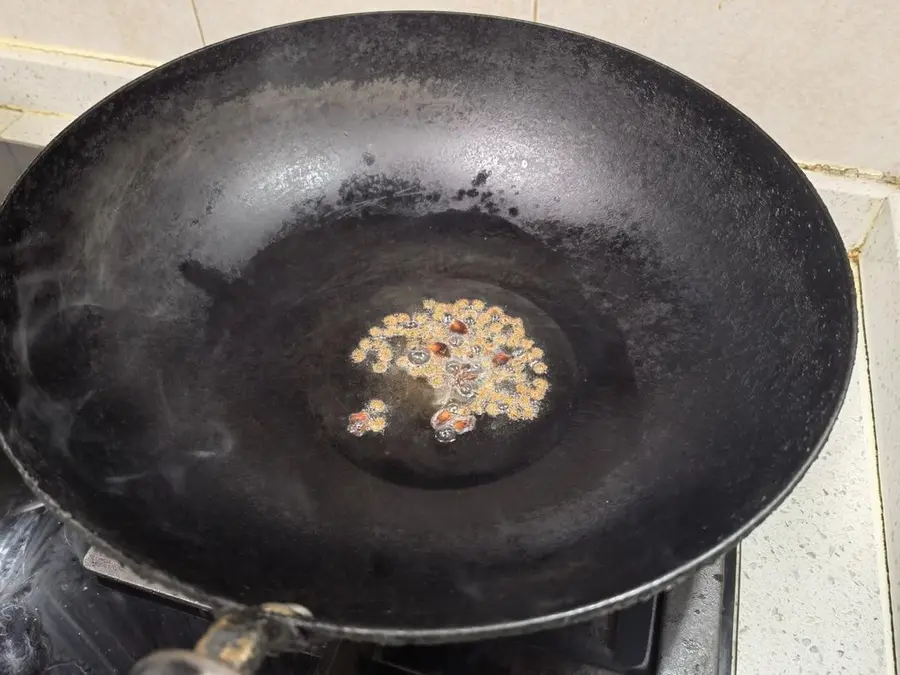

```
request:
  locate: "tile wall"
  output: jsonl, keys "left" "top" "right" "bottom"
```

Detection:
{"left": 0, "top": 0, "right": 898, "bottom": 174}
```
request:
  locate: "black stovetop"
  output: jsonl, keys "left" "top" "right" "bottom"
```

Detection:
{"left": 0, "top": 454, "right": 734, "bottom": 675}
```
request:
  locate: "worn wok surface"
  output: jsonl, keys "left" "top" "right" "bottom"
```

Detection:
{"left": 0, "top": 12, "right": 854, "bottom": 643}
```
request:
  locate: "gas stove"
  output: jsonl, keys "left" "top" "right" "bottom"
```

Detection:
{"left": 0, "top": 461, "right": 737, "bottom": 675}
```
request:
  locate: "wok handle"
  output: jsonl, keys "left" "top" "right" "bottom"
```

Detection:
{"left": 131, "top": 606, "right": 304, "bottom": 675}
{"left": 130, "top": 650, "right": 245, "bottom": 675}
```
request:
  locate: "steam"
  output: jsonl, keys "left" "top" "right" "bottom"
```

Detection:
{"left": 10, "top": 266, "right": 236, "bottom": 497}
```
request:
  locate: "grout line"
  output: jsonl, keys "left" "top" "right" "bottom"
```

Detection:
{"left": 730, "top": 547, "right": 741, "bottom": 675}
{"left": 797, "top": 161, "right": 900, "bottom": 188}
{"left": 531, "top": 0, "right": 539, "bottom": 22}
{"left": 851, "top": 198, "right": 890, "bottom": 257}
{"left": 0, "top": 38, "right": 159, "bottom": 68}
{"left": 851, "top": 256, "right": 899, "bottom": 675}
{"left": 190, "top": 0, "right": 208, "bottom": 46}
{"left": 0, "top": 111, "right": 22, "bottom": 136}
{"left": 0, "top": 104, "right": 73, "bottom": 120}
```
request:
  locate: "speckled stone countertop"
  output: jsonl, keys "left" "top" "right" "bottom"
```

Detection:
{"left": 735, "top": 326, "right": 893, "bottom": 672}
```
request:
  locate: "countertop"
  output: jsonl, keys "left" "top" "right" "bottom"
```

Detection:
{"left": 737, "top": 342, "right": 892, "bottom": 674}
{"left": 734, "top": 176, "right": 897, "bottom": 675}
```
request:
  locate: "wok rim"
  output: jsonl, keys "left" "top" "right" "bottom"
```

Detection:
{"left": 0, "top": 11, "right": 858, "bottom": 643}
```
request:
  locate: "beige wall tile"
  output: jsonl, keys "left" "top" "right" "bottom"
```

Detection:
{"left": 805, "top": 172, "right": 895, "bottom": 251}
{"left": 195, "top": 0, "right": 533, "bottom": 44}
{"left": 0, "top": 0, "right": 203, "bottom": 63}
{"left": 538, "top": 0, "right": 900, "bottom": 175}
{"left": 1, "top": 112, "right": 72, "bottom": 147}
{"left": 0, "top": 109, "right": 21, "bottom": 134}
{"left": 0, "top": 45, "right": 150, "bottom": 115}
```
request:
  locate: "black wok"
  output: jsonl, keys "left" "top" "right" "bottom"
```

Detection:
{"left": 0, "top": 10, "right": 854, "bottom": 672}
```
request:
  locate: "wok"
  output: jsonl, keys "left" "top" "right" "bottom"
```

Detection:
{"left": 0, "top": 11, "right": 855, "bottom": 674}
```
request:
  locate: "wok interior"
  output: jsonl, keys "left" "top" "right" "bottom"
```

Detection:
{"left": 0, "top": 14, "right": 853, "bottom": 635}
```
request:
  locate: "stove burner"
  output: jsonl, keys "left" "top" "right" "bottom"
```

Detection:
{"left": 0, "top": 466, "right": 737, "bottom": 675}
{"left": 80, "top": 545, "right": 737, "bottom": 675}
{"left": 375, "top": 595, "right": 658, "bottom": 674}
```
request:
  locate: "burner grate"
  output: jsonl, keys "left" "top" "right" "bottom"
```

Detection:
{"left": 81, "top": 545, "right": 736, "bottom": 675}
{"left": 373, "top": 595, "right": 658, "bottom": 675}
